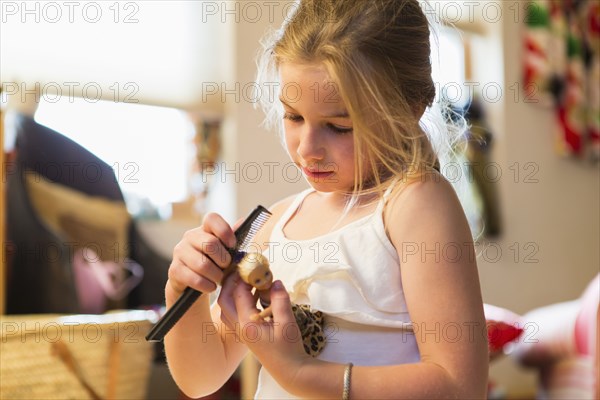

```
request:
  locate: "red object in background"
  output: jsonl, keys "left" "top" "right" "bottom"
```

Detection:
{"left": 589, "top": 3, "right": 600, "bottom": 34}
{"left": 558, "top": 106, "right": 583, "bottom": 154}
{"left": 488, "top": 321, "right": 525, "bottom": 353}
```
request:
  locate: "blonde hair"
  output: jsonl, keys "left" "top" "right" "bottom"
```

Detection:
{"left": 237, "top": 253, "right": 270, "bottom": 284}
{"left": 257, "top": 0, "right": 474, "bottom": 228}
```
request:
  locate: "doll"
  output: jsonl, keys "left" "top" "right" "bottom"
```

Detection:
{"left": 237, "top": 252, "right": 326, "bottom": 357}
{"left": 237, "top": 252, "right": 274, "bottom": 321}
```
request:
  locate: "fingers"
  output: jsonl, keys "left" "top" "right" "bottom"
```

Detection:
{"left": 168, "top": 260, "right": 218, "bottom": 294}
{"left": 232, "top": 280, "right": 293, "bottom": 325}
{"left": 182, "top": 229, "right": 232, "bottom": 270}
{"left": 218, "top": 272, "right": 242, "bottom": 326}
{"left": 175, "top": 240, "right": 225, "bottom": 282}
{"left": 231, "top": 217, "right": 245, "bottom": 232}
{"left": 268, "top": 281, "right": 296, "bottom": 326}
{"left": 233, "top": 280, "right": 261, "bottom": 323}
{"left": 203, "top": 213, "right": 237, "bottom": 249}
{"left": 168, "top": 212, "right": 237, "bottom": 297}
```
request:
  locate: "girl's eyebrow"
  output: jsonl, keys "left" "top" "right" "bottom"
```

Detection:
{"left": 279, "top": 97, "right": 350, "bottom": 119}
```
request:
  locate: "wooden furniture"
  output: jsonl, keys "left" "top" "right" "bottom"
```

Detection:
{"left": 1, "top": 106, "right": 5, "bottom": 315}
{"left": 0, "top": 310, "right": 155, "bottom": 398}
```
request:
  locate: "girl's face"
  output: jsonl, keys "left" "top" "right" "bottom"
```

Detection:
{"left": 279, "top": 62, "right": 356, "bottom": 193}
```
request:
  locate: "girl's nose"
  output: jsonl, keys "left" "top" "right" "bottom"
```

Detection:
{"left": 297, "top": 125, "right": 325, "bottom": 161}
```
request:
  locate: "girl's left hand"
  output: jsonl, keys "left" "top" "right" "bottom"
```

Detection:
{"left": 219, "top": 276, "right": 311, "bottom": 385}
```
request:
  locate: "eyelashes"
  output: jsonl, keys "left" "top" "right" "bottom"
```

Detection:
{"left": 283, "top": 112, "right": 353, "bottom": 135}
{"left": 283, "top": 112, "right": 303, "bottom": 123}
{"left": 328, "top": 125, "right": 353, "bottom": 134}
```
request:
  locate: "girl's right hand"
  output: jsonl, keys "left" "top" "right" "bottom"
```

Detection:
{"left": 166, "top": 213, "right": 238, "bottom": 302}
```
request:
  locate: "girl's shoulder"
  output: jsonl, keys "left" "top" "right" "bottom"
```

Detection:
{"left": 384, "top": 171, "right": 469, "bottom": 243}
{"left": 387, "top": 170, "right": 456, "bottom": 207}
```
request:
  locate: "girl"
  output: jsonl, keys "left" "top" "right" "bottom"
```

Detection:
{"left": 165, "top": 0, "right": 489, "bottom": 398}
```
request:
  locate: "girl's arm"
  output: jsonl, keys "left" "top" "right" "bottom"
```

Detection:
{"left": 164, "top": 282, "right": 249, "bottom": 398}
{"left": 231, "top": 176, "right": 489, "bottom": 399}
{"left": 352, "top": 175, "right": 488, "bottom": 398}
{"left": 165, "top": 197, "right": 296, "bottom": 398}
{"left": 163, "top": 213, "right": 249, "bottom": 398}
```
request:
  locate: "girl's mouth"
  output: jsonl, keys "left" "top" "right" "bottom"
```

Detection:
{"left": 302, "top": 167, "right": 335, "bottom": 181}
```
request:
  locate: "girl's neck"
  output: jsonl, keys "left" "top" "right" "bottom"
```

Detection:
{"left": 282, "top": 189, "right": 381, "bottom": 241}
{"left": 310, "top": 188, "right": 380, "bottom": 209}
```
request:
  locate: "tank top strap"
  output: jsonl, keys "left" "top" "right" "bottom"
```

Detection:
{"left": 374, "top": 178, "right": 401, "bottom": 214}
{"left": 272, "top": 187, "right": 314, "bottom": 238}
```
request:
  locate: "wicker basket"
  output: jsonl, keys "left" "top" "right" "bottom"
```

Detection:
{"left": 0, "top": 310, "right": 155, "bottom": 399}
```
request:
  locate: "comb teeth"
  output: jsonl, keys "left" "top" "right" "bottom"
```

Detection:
{"left": 235, "top": 206, "right": 272, "bottom": 251}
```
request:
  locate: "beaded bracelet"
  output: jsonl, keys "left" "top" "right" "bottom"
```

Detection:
{"left": 342, "top": 362, "right": 353, "bottom": 400}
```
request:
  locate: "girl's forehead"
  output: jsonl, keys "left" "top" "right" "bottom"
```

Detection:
{"left": 278, "top": 62, "right": 344, "bottom": 107}
{"left": 279, "top": 62, "right": 336, "bottom": 88}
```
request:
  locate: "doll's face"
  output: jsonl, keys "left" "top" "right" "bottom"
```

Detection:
{"left": 238, "top": 253, "right": 274, "bottom": 291}
{"left": 247, "top": 263, "right": 273, "bottom": 291}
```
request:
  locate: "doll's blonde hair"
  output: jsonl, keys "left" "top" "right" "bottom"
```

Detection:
{"left": 257, "top": 0, "right": 473, "bottom": 223}
{"left": 237, "top": 253, "right": 270, "bottom": 284}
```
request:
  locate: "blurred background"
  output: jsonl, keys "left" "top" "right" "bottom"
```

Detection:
{"left": 1, "top": 1, "right": 598, "bottom": 399}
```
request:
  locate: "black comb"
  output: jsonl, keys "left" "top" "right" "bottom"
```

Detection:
{"left": 145, "top": 205, "right": 272, "bottom": 342}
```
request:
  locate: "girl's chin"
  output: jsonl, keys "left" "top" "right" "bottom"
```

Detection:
{"left": 305, "top": 179, "right": 353, "bottom": 194}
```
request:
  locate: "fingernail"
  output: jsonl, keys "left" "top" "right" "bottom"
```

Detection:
{"left": 272, "top": 280, "right": 284, "bottom": 291}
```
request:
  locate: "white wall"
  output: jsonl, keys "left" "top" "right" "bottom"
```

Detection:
{"left": 476, "top": 1, "right": 600, "bottom": 395}
{"left": 0, "top": 2, "right": 225, "bottom": 112}
{"left": 206, "top": 0, "right": 307, "bottom": 223}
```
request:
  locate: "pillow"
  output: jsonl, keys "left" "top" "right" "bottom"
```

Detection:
{"left": 512, "top": 274, "right": 599, "bottom": 366}
{"left": 575, "top": 273, "right": 599, "bottom": 357}
{"left": 512, "top": 300, "right": 581, "bottom": 366}
{"left": 73, "top": 247, "right": 143, "bottom": 314}
{"left": 25, "top": 173, "right": 133, "bottom": 311}
{"left": 484, "top": 303, "right": 524, "bottom": 360}
{"left": 25, "top": 172, "right": 131, "bottom": 262}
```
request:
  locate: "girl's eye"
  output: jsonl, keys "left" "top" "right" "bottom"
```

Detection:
{"left": 283, "top": 112, "right": 303, "bottom": 122}
{"left": 254, "top": 279, "right": 261, "bottom": 285}
{"left": 327, "top": 123, "right": 353, "bottom": 135}
{"left": 265, "top": 271, "right": 270, "bottom": 277}
{"left": 283, "top": 112, "right": 352, "bottom": 134}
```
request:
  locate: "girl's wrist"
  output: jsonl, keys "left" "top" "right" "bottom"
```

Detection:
{"left": 164, "top": 283, "right": 211, "bottom": 327}
{"left": 165, "top": 280, "right": 207, "bottom": 309}
{"left": 279, "top": 355, "right": 318, "bottom": 396}
{"left": 279, "top": 357, "right": 347, "bottom": 399}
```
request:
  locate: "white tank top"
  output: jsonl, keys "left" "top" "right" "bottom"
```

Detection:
{"left": 255, "top": 188, "right": 420, "bottom": 399}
